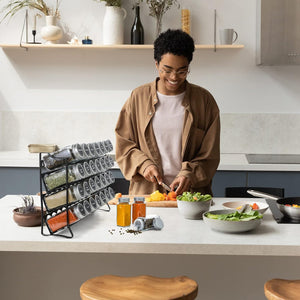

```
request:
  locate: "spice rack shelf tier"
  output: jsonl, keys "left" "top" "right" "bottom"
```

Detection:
{"left": 0, "top": 44, "right": 245, "bottom": 50}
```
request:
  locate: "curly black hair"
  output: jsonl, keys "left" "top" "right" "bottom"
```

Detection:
{"left": 154, "top": 29, "right": 195, "bottom": 63}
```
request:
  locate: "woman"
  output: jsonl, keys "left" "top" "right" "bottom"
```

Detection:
{"left": 115, "top": 29, "right": 220, "bottom": 196}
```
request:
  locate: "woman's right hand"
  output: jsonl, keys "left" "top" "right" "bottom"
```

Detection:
{"left": 143, "top": 165, "right": 162, "bottom": 184}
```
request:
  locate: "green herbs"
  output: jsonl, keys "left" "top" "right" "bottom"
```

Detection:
{"left": 177, "top": 192, "right": 212, "bottom": 202}
{"left": 44, "top": 170, "right": 76, "bottom": 190}
{"left": 205, "top": 210, "right": 263, "bottom": 221}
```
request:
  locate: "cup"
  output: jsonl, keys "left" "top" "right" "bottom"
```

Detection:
{"left": 220, "top": 29, "right": 238, "bottom": 45}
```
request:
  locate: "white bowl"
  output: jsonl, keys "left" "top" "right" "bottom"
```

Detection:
{"left": 222, "top": 200, "right": 269, "bottom": 214}
{"left": 177, "top": 199, "right": 212, "bottom": 220}
{"left": 203, "top": 209, "right": 262, "bottom": 233}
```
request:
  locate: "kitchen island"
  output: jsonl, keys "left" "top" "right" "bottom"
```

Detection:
{"left": 1, "top": 195, "right": 300, "bottom": 300}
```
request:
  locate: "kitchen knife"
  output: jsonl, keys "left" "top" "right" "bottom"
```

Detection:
{"left": 160, "top": 182, "right": 171, "bottom": 192}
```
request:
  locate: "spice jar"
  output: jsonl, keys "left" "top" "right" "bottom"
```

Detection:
{"left": 88, "top": 177, "right": 97, "bottom": 193}
{"left": 73, "top": 202, "right": 87, "bottom": 219}
{"left": 89, "top": 160, "right": 97, "bottom": 174}
{"left": 94, "top": 158, "right": 103, "bottom": 173}
{"left": 43, "top": 143, "right": 86, "bottom": 170}
{"left": 98, "top": 141, "right": 106, "bottom": 155}
{"left": 83, "top": 199, "right": 92, "bottom": 215}
{"left": 94, "top": 143, "right": 102, "bottom": 157}
{"left": 43, "top": 163, "right": 86, "bottom": 191}
{"left": 94, "top": 194, "right": 102, "bottom": 208}
{"left": 132, "top": 197, "right": 146, "bottom": 223}
{"left": 99, "top": 190, "right": 106, "bottom": 205}
{"left": 89, "top": 196, "right": 98, "bottom": 211}
{"left": 99, "top": 174, "right": 107, "bottom": 187}
{"left": 94, "top": 175, "right": 102, "bottom": 191}
{"left": 82, "top": 143, "right": 91, "bottom": 158}
{"left": 88, "top": 143, "right": 96, "bottom": 158}
{"left": 44, "top": 183, "right": 85, "bottom": 209}
{"left": 133, "top": 215, "right": 164, "bottom": 231}
{"left": 83, "top": 161, "right": 93, "bottom": 177}
{"left": 83, "top": 180, "right": 91, "bottom": 197}
{"left": 107, "top": 171, "right": 115, "bottom": 184}
{"left": 107, "top": 155, "right": 114, "bottom": 168}
{"left": 100, "top": 156, "right": 108, "bottom": 171}
{"left": 117, "top": 197, "right": 131, "bottom": 227}
{"left": 104, "top": 139, "right": 113, "bottom": 152}
{"left": 47, "top": 209, "right": 78, "bottom": 233}
{"left": 104, "top": 172, "right": 112, "bottom": 185}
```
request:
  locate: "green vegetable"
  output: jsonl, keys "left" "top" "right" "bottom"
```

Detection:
{"left": 205, "top": 210, "right": 263, "bottom": 221}
{"left": 177, "top": 192, "right": 212, "bottom": 202}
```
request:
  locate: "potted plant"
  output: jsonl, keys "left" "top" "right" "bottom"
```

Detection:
{"left": 0, "top": 0, "right": 61, "bottom": 21}
{"left": 138, "top": 0, "right": 180, "bottom": 37}
{"left": 13, "top": 195, "right": 43, "bottom": 227}
{"left": 94, "top": 0, "right": 127, "bottom": 45}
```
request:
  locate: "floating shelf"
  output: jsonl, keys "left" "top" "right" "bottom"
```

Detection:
{"left": 0, "top": 43, "right": 245, "bottom": 50}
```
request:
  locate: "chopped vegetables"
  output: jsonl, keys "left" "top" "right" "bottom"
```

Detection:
{"left": 285, "top": 204, "right": 300, "bottom": 208}
{"left": 205, "top": 210, "right": 263, "bottom": 221}
{"left": 147, "top": 190, "right": 165, "bottom": 202}
{"left": 177, "top": 192, "right": 212, "bottom": 202}
{"left": 166, "top": 191, "right": 177, "bottom": 201}
{"left": 236, "top": 203, "right": 260, "bottom": 210}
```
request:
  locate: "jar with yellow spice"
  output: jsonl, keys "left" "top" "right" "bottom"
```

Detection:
{"left": 117, "top": 197, "right": 131, "bottom": 227}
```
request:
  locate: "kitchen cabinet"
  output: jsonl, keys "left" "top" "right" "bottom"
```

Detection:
{"left": 257, "top": 0, "right": 300, "bottom": 65}
{"left": 2, "top": 167, "right": 300, "bottom": 198}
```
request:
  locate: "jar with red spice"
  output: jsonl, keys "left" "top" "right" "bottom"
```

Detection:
{"left": 132, "top": 197, "right": 146, "bottom": 223}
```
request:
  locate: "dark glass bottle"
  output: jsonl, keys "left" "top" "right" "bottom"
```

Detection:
{"left": 131, "top": 5, "right": 144, "bottom": 44}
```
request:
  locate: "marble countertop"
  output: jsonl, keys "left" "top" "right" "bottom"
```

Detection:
{"left": 1, "top": 195, "right": 300, "bottom": 256}
{"left": 1, "top": 151, "right": 300, "bottom": 171}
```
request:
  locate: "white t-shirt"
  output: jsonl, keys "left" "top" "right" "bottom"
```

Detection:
{"left": 152, "top": 91, "right": 186, "bottom": 185}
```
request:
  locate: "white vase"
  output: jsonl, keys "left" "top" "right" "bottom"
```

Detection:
{"left": 103, "top": 6, "right": 127, "bottom": 45}
{"left": 41, "top": 16, "right": 63, "bottom": 44}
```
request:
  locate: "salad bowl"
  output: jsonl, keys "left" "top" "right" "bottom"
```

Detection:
{"left": 222, "top": 200, "right": 269, "bottom": 214}
{"left": 203, "top": 209, "right": 262, "bottom": 233}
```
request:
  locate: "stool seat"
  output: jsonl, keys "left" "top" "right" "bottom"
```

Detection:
{"left": 264, "top": 278, "right": 300, "bottom": 300}
{"left": 80, "top": 275, "right": 198, "bottom": 300}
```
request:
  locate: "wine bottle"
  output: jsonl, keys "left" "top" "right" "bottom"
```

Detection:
{"left": 131, "top": 5, "right": 144, "bottom": 44}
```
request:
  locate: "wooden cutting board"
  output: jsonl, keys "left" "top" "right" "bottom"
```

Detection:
{"left": 108, "top": 195, "right": 177, "bottom": 207}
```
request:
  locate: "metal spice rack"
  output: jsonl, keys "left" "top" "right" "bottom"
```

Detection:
{"left": 38, "top": 145, "right": 114, "bottom": 239}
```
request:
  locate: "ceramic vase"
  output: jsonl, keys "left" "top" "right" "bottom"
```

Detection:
{"left": 41, "top": 16, "right": 63, "bottom": 44}
{"left": 13, "top": 207, "right": 43, "bottom": 227}
{"left": 103, "top": 6, "right": 127, "bottom": 45}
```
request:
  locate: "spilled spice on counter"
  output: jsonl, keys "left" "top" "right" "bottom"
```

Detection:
{"left": 108, "top": 228, "right": 142, "bottom": 235}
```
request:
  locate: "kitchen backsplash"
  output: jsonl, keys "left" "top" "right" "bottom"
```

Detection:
{"left": 1, "top": 111, "right": 300, "bottom": 154}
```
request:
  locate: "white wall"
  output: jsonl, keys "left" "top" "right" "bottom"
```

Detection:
{"left": 0, "top": 0, "right": 300, "bottom": 152}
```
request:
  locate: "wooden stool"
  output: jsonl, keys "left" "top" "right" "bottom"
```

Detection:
{"left": 264, "top": 278, "right": 300, "bottom": 300}
{"left": 80, "top": 275, "right": 198, "bottom": 300}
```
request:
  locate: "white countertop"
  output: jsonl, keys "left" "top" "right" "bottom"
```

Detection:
{"left": 1, "top": 195, "right": 300, "bottom": 256}
{"left": 1, "top": 151, "right": 300, "bottom": 171}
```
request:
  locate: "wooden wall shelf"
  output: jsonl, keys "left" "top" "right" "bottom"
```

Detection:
{"left": 0, "top": 43, "right": 245, "bottom": 50}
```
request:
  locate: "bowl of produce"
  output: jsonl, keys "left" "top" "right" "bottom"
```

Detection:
{"left": 203, "top": 209, "right": 263, "bottom": 233}
{"left": 177, "top": 192, "right": 212, "bottom": 220}
{"left": 222, "top": 201, "right": 269, "bottom": 214}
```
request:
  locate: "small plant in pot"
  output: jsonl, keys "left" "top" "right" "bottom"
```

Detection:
{"left": 13, "top": 195, "right": 43, "bottom": 227}
{"left": 177, "top": 192, "right": 212, "bottom": 220}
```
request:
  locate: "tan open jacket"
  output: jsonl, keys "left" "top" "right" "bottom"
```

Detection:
{"left": 115, "top": 79, "right": 220, "bottom": 195}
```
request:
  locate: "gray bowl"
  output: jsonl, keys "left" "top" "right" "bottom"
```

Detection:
{"left": 177, "top": 199, "right": 212, "bottom": 220}
{"left": 203, "top": 209, "right": 262, "bottom": 233}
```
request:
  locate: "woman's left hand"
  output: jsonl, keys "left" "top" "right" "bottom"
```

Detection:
{"left": 170, "top": 176, "right": 191, "bottom": 195}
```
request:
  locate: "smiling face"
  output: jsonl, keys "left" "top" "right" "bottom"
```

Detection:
{"left": 155, "top": 53, "right": 189, "bottom": 95}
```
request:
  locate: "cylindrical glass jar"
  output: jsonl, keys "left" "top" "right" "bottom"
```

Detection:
{"left": 94, "top": 158, "right": 103, "bottom": 173}
{"left": 89, "top": 160, "right": 97, "bottom": 174}
{"left": 99, "top": 190, "right": 106, "bottom": 205}
{"left": 100, "top": 156, "right": 108, "bottom": 171}
{"left": 82, "top": 143, "right": 91, "bottom": 158}
{"left": 88, "top": 177, "right": 97, "bottom": 193}
{"left": 104, "top": 139, "right": 113, "bottom": 152}
{"left": 104, "top": 172, "right": 112, "bottom": 185}
{"left": 70, "top": 143, "right": 86, "bottom": 160}
{"left": 83, "top": 199, "right": 92, "bottom": 215}
{"left": 83, "top": 161, "right": 93, "bottom": 177}
{"left": 43, "top": 163, "right": 86, "bottom": 191}
{"left": 107, "top": 170, "right": 115, "bottom": 184}
{"left": 98, "top": 141, "right": 106, "bottom": 155}
{"left": 82, "top": 180, "right": 91, "bottom": 197}
{"left": 99, "top": 174, "right": 107, "bottom": 187}
{"left": 117, "top": 197, "right": 131, "bottom": 227}
{"left": 93, "top": 175, "right": 102, "bottom": 191}
{"left": 89, "top": 196, "right": 98, "bottom": 211}
{"left": 94, "top": 194, "right": 102, "bottom": 208}
{"left": 47, "top": 209, "right": 78, "bottom": 233}
{"left": 133, "top": 215, "right": 164, "bottom": 231}
{"left": 107, "top": 187, "right": 115, "bottom": 200}
{"left": 44, "top": 183, "right": 85, "bottom": 209}
{"left": 43, "top": 148, "right": 73, "bottom": 170}
{"left": 94, "top": 142, "right": 102, "bottom": 157}
{"left": 132, "top": 197, "right": 146, "bottom": 223}
{"left": 73, "top": 202, "right": 87, "bottom": 219}
{"left": 88, "top": 143, "right": 96, "bottom": 158}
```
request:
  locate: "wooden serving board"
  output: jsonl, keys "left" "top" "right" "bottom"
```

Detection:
{"left": 108, "top": 195, "right": 177, "bottom": 207}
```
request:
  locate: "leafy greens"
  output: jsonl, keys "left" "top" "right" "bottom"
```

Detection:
{"left": 177, "top": 192, "right": 212, "bottom": 202}
{"left": 205, "top": 210, "right": 263, "bottom": 221}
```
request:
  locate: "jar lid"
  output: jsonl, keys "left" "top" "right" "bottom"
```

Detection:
{"left": 153, "top": 217, "right": 164, "bottom": 230}
{"left": 99, "top": 142, "right": 106, "bottom": 155}
{"left": 83, "top": 181, "right": 91, "bottom": 196}
{"left": 71, "top": 144, "right": 85, "bottom": 160}
{"left": 94, "top": 143, "right": 102, "bottom": 156}
{"left": 94, "top": 158, "right": 103, "bottom": 172}
{"left": 99, "top": 191, "right": 106, "bottom": 204}
{"left": 73, "top": 163, "right": 86, "bottom": 179}
{"left": 73, "top": 203, "right": 86, "bottom": 219}
{"left": 104, "top": 139, "right": 113, "bottom": 152}
{"left": 134, "top": 197, "right": 145, "bottom": 203}
{"left": 100, "top": 156, "right": 108, "bottom": 171}
{"left": 89, "top": 160, "right": 97, "bottom": 174}
{"left": 88, "top": 143, "right": 96, "bottom": 157}
{"left": 99, "top": 174, "right": 107, "bottom": 187}
{"left": 133, "top": 218, "right": 144, "bottom": 231}
{"left": 108, "top": 187, "right": 115, "bottom": 200}
{"left": 89, "top": 196, "right": 98, "bottom": 210}
{"left": 82, "top": 143, "right": 91, "bottom": 158}
{"left": 83, "top": 200, "right": 92, "bottom": 214}
{"left": 83, "top": 161, "right": 92, "bottom": 176}
{"left": 72, "top": 183, "right": 85, "bottom": 200}
{"left": 118, "top": 197, "right": 130, "bottom": 204}
{"left": 94, "top": 175, "right": 102, "bottom": 190}
{"left": 94, "top": 194, "right": 102, "bottom": 207}
{"left": 88, "top": 177, "right": 96, "bottom": 192}
{"left": 104, "top": 172, "right": 111, "bottom": 185}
